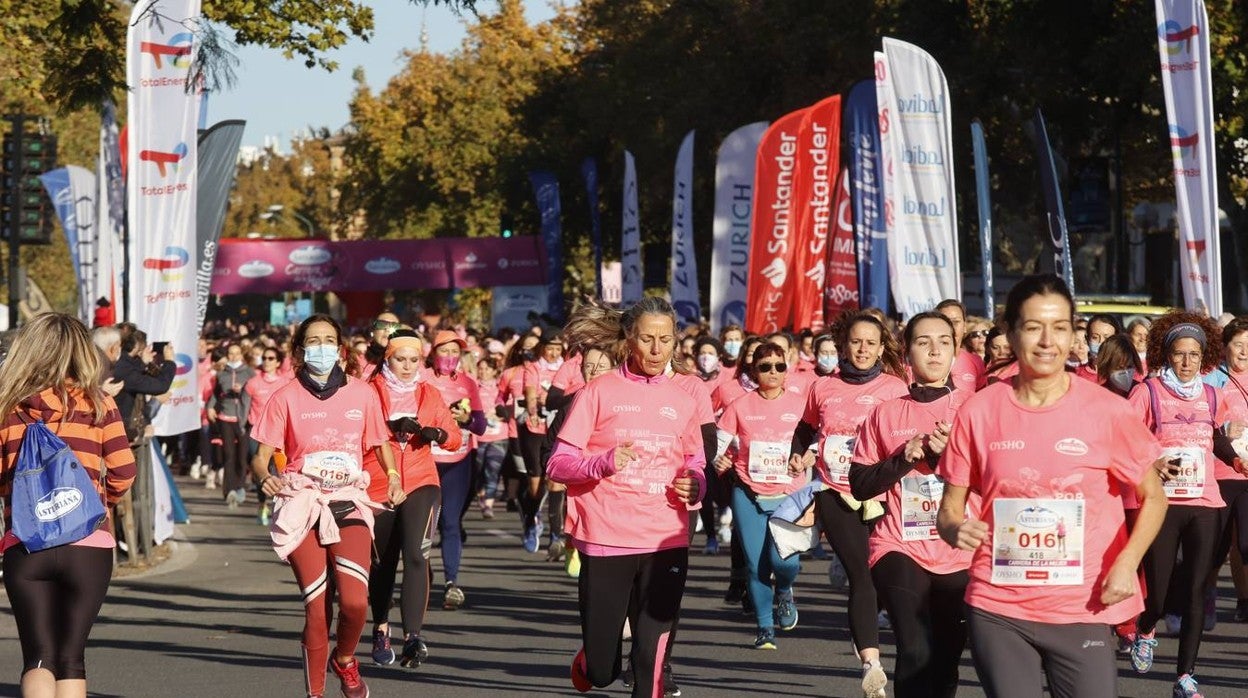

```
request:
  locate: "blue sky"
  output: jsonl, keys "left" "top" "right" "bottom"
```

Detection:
{"left": 209, "top": 1, "right": 558, "bottom": 149}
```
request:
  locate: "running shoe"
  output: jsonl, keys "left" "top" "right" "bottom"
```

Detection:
{"left": 570, "top": 648, "right": 591, "bottom": 693}
{"left": 662, "top": 665, "right": 681, "bottom": 697}
{"left": 258, "top": 504, "right": 272, "bottom": 527}
{"left": 189, "top": 460, "right": 202, "bottom": 479}
{"left": 1203, "top": 587, "right": 1217, "bottom": 631}
{"left": 329, "top": 656, "right": 370, "bottom": 698}
{"left": 443, "top": 582, "right": 465, "bottom": 610}
{"left": 828, "top": 555, "right": 849, "bottom": 589}
{"left": 776, "top": 590, "right": 799, "bottom": 631}
{"left": 522, "top": 523, "right": 539, "bottom": 553}
{"left": 547, "top": 539, "right": 565, "bottom": 562}
{"left": 877, "top": 610, "right": 891, "bottom": 630}
{"left": 399, "top": 634, "right": 428, "bottom": 669}
{"left": 371, "top": 628, "right": 395, "bottom": 666}
{"left": 1173, "top": 673, "right": 1203, "bottom": 698}
{"left": 1115, "top": 631, "right": 1135, "bottom": 655}
{"left": 1235, "top": 598, "right": 1248, "bottom": 622}
{"left": 724, "top": 578, "right": 747, "bottom": 605}
{"left": 704, "top": 537, "right": 719, "bottom": 555}
{"left": 566, "top": 549, "right": 581, "bottom": 578}
{"left": 621, "top": 661, "right": 633, "bottom": 689}
{"left": 1131, "top": 630, "right": 1157, "bottom": 673}
{"left": 225, "top": 488, "right": 239, "bottom": 510}
{"left": 1162, "top": 613, "right": 1182, "bottom": 637}
{"left": 810, "top": 543, "right": 828, "bottom": 560}
{"left": 482, "top": 504, "right": 495, "bottom": 520}
{"left": 753, "top": 627, "right": 777, "bottom": 650}
{"left": 717, "top": 523, "right": 733, "bottom": 545}
{"left": 861, "top": 661, "right": 888, "bottom": 698}
{"left": 234, "top": 487, "right": 247, "bottom": 505}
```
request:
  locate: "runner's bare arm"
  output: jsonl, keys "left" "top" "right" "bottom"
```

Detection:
{"left": 1102, "top": 463, "right": 1168, "bottom": 605}
{"left": 936, "top": 483, "right": 987, "bottom": 551}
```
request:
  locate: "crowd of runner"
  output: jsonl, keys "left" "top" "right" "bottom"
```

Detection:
{"left": 6, "top": 274, "right": 1248, "bottom": 698}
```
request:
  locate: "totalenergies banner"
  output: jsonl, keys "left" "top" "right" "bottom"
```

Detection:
{"left": 880, "top": 38, "right": 961, "bottom": 318}
{"left": 825, "top": 168, "right": 860, "bottom": 318}
{"left": 790, "top": 96, "right": 841, "bottom": 333}
{"left": 1155, "top": 0, "right": 1221, "bottom": 316}
{"left": 670, "top": 130, "right": 700, "bottom": 325}
{"left": 710, "top": 122, "right": 767, "bottom": 333}
{"left": 210, "top": 237, "right": 547, "bottom": 294}
{"left": 127, "top": 0, "right": 202, "bottom": 435}
{"left": 745, "top": 107, "right": 811, "bottom": 334}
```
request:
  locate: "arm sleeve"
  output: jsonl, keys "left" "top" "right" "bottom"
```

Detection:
{"left": 546, "top": 438, "right": 617, "bottom": 485}
{"left": 849, "top": 453, "right": 914, "bottom": 501}
{"left": 122, "top": 361, "right": 175, "bottom": 396}
{"left": 423, "top": 386, "right": 463, "bottom": 451}
{"left": 544, "top": 386, "right": 571, "bottom": 412}
{"left": 790, "top": 420, "right": 819, "bottom": 455}
{"left": 100, "top": 406, "right": 137, "bottom": 505}
{"left": 700, "top": 422, "right": 716, "bottom": 469}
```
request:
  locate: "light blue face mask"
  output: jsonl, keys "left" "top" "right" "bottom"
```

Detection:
{"left": 817, "top": 355, "right": 838, "bottom": 372}
{"left": 1089, "top": 341, "right": 1102, "bottom": 357}
{"left": 724, "top": 340, "right": 742, "bottom": 359}
{"left": 303, "top": 345, "right": 339, "bottom": 375}
{"left": 1109, "top": 368, "right": 1134, "bottom": 394}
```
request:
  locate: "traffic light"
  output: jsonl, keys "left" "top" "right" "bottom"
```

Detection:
{"left": 500, "top": 212, "right": 515, "bottom": 238}
{"left": 1, "top": 125, "right": 56, "bottom": 245}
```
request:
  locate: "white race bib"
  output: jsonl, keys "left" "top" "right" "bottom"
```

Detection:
{"left": 431, "top": 428, "right": 471, "bottom": 459}
{"left": 1161, "top": 446, "right": 1205, "bottom": 499}
{"left": 748, "top": 440, "right": 792, "bottom": 484}
{"left": 900, "top": 472, "right": 943, "bottom": 541}
{"left": 303, "top": 451, "right": 361, "bottom": 491}
{"left": 821, "top": 435, "right": 854, "bottom": 485}
{"left": 991, "top": 498, "right": 1084, "bottom": 586}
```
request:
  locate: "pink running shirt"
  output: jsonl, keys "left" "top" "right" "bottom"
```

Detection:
{"left": 951, "top": 349, "right": 986, "bottom": 393}
{"left": 551, "top": 354, "right": 585, "bottom": 395}
{"left": 718, "top": 389, "right": 808, "bottom": 497}
{"left": 802, "top": 373, "right": 908, "bottom": 494}
{"left": 425, "top": 370, "right": 483, "bottom": 463}
{"left": 1219, "top": 369, "right": 1248, "bottom": 481}
{"left": 476, "top": 375, "right": 508, "bottom": 443}
{"left": 1127, "top": 377, "right": 1227, "bottom": 507}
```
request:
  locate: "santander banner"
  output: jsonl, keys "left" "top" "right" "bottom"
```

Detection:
{"left": 621, "top": 151, "right": 643, "bottom": 304}
{"left": 790, "top": 96, "right": 841, "bottom": 333}
{"left": 670, "top": 130, "right": 700, "bottom": 325}
{"left": 1156, "top": 0, "right": 1221, "bottom": 316}
{"left": 710, "top": 122, "right": 767, "bottom": 333}
{"left": 880, "top": 38, "right": 960, "bottom": 318}
{"left": 210, "top": 237, "right": 546, "bottom": 294}
{"left": 745, "top": 108, "right": 811, "bottom": 334}
{"left": 825, "top": 168, "right": 860, "bottom": 318}
{"left": 126, "top": 0, "right": 202, "bottom": 435}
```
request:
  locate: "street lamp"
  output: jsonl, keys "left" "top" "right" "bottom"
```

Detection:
{"left": 259, "top": 203, "right": 316, "bottom": 238}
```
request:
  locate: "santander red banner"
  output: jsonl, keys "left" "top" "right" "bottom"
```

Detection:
{"left": 790, "top": 95, "right": 841, "bottom": 333}
{"left": 824, "top": 168, "right": 861, "bottom": 318}
{"left": 210, "top": 236, "right": 547, "bottom": 294}
{"left": 745, "top": 107, "right": 811, "bottom": 334}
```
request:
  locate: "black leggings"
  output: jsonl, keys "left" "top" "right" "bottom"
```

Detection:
{"left": 1138, "top": 504, "right": 1220, "bottom": 676}
{"left": 517, "top": 424, "right": 547, "bottom": 526}
{"left": 579, "top": 547, "right": 688, "bottom": 698}
{"left": 815, "top": 489, "right": 878, "bottom": 652}
{"left": 218, "top": 419, "right": 249, "bottom": 495}
{"left": 1214, "top": 479, "right": 1248, "bottom": 575}
{"left": 3, "top": 544, "right": 112, "bottom": 680}
{"left": 872, "top": 553, "right": 968, "bottom": 698}
{"left": 369, "top": 485, "right": 440, "bottom": 635}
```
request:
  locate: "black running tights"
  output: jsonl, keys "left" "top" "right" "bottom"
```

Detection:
{"left": 369, "top": 485, "right": 440, "bottom": 635}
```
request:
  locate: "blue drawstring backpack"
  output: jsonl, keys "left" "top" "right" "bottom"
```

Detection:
{"left": 9, "top": 417, "right": 107, "bottom": 552}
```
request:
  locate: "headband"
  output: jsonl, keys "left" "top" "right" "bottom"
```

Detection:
{"left": 1162, "top": 322, "right": 1207, "bottom": 353}
{"left": 385, "top": 335, "right": 423, "bottom": 359}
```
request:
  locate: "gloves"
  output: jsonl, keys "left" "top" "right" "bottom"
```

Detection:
{"left": 420, "top": 426, "right": 447, "bottom": 445}
{"left": 387, "top": 416, "right": 421, "bottom": 436}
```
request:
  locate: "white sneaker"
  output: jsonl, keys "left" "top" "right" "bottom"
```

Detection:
{"left": 717, "top": 524, "right": 733, "bottom": 545}
{"left": 205, "top": 470, "right": 218, "bottom": 490}
{"left": 694, "top": 515, "right": 705, "bottom": 534}
{"left": 861, "top": 661, "right": 887, "bottom": 698}
{"left": 189, "top": 460, "right": 202, "bottom": 479}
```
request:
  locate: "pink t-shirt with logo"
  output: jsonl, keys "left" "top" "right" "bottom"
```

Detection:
{"left": 711, "top": 375, "right": 749, "bottom": 415}
{"left": 245, "top": 372, "right": 291, "bottom": 428}
{"left": 671, "top": 372, "right": 716, "bottom": 428}
{"left": 426, "top": 370, "right": 483, "bottom": 463}
{"left": 803, "top": 373, "right": 908, "bottom": 494}
{"left": 551, "top": 354, "right": 585, "bottom": 394}
{"left": 1218, "top": 369, "right": 1248, "bottom": 481}
{"left": 499, "top": 365, "right": 525, "bottom": 439}
{"left": 938, "top": 378, "right": 1161, "bottom": 625}
{"left": 558, "top": 369, "right": 704, "bottom": 551}
{"left": 251, "top": 377, "right": 389, "bottom": 482}
{"left": 477, "top": 375, "right": 508, "bottom": 443}
{"left": 951, "top": 349, "right": 986, "bottom": 393}
{"left": 854, "top": 388, "right": 974, "bottom": 574}
{"left": 718, "top": 390, "right": 808, "bottom": 497}
{"left": 523, "top": 359, "right": 563, "bottom": 435}
{"left": 1127, "top": 377, "right": 1227, "bottom": 507}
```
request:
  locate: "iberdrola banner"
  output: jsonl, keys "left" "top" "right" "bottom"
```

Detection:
{"left": 620, "top": 151, "right": 643, "bottom": 304}
{"left": 825, "top": 168, "right": 860, "bottom": 318}
{"left": 1155, "top": 0, "right": 1221, "bottom": 316}
{"left": 880, "top": 38, "right": 961, "bottom": 318}
{"left": 126, "top": 0, "right": 202, "bottom": 435}
{"left": 745, "top": 107, "right": 811, "bottom": 334}
{"left": 791, "top": 95, "right": 841, "bottom": 333}
{"left": 847, "top": 79, "right": 890, "bottom": 314}
{"left": 669, "top": 130, "right": 700, "bottom": 325}
{"left": 710, "top": 122, "right": 767, "bottom": 333}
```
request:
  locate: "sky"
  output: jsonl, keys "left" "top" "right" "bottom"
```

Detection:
{"left": 209, "top": 1, "right": 559, "bottom": 150}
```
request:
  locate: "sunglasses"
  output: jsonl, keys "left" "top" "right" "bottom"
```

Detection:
{"left": 968, "top": 330, "right": 989, "bottom": 339}
{"left": 756, "top": 362, "right": 788, "bottom": 373}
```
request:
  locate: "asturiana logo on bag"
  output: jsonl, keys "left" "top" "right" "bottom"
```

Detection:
{"left": 35, "top": 487, "right": 84, "bottom": 522}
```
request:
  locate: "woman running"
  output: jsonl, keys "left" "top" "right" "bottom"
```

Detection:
{"left": 1126, "top": 311, "right": 1235, "bottom": 697}
{"left": 1095, "top": 335, "right": 1143, "bottom": 398}
{"left": 498, "top": 334, "right": 539, "bottom": 512}
{"left": 473, "top": 356, "right": 508, "bottom": 519}
{"left": 789, "top": 311, "right": 908, "bottom": 698}
{"left": 425, "top": 330, "right": 487, "bottom": 609}
{"left": 520, "top": 334, "right": 566, "bottom": 552}
{"left": 245, "top": 346, "right": 290, "bottom": 525}
{"left": 1214, "top": 318, "right": 1248, "bottom": 622}
{"left": 936, "top": 300, "right": 986, "bottom": 393}
{"left": 936, "top": 274, "right": 1168, "bottom": 698}
{"left": 715, "top": 342, "right": 809, "bottom": 650}
{"left": 0, "top": 314, "right": 137, "bottom": 698}
{"left": 252, "top": 314, "right": 400, "bottom": 698}
{"left": 849, "top": 312, "right": 973, "bottom": 698}
{"left": 548, "top": 297, "right": 705, "bottom": 698}
{"left": 812, "top": 334, "right": 839, "bottom": 378}
{"left": 363, "top": 329, "right": 460, "bottom": 669}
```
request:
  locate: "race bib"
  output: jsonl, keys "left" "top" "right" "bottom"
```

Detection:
{"left": 431, "top": 428, "right": 471, "bottom": 459}
{"left": 1232, "top": 432, "right": 1248, "bottom": 462}
{"left": 484, "top": 418, "right": 504, "bottom": 438}
{"left": 821, "top": 435, "right": 854, "bottom": 485}
{"left": 900, "top": 472, "right": 943, "bottom": 541}
{"left": 303, "top": 451, "right": 361, "bottom": 491}
{"left": 1161, "top": 446, "right": 1205, "bottom": 499}
{"left": 991, "top": 498, "right": 1084, "bottom": 586}
{"left": 748, "top": 440, "right": 792, "bottom": 484}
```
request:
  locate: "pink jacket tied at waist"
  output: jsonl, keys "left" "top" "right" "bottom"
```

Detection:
{"left": 270, "top": 471, "right": 384, "bottom": 561}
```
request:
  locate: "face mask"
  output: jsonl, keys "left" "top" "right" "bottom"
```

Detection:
{"left": 253, "top": 356, "right": 263, "bottom": 367}
{"left": 817, "top": 355, "right": 838, "bottom": 372}
{"left": 697, "top": 354, "right": 719, "bottom": 374}
{"left": 522, "top": 349, "right": 536, "bottom": 362}
{"left": 303, "top": 345, "right": 339, "bottom": 375}
{"left": 1089, "top": 341, "right": 1102, "bottom": 357}
{"left": 226, "top": 360, "right": 243, "bottom": 369}
{"left": 435, "top": 356, "right": 460, "bottom": 374}
{"left": 723, "top": 340, "right": 742, "bottom": 359}
{"left": 1109, "top": 368, "right": 1135, "bottom": 394}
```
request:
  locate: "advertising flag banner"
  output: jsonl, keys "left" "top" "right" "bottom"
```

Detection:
{"left": 846, "top": 79, "right": 890, "bottom": 314}
{"left": 670, "top": 131, "right": 700, "bottom": 325}
{"left": 881, "top": 38, "right": 961, "bottom": 318}
{"left": 97, "top": 101, "right": 125, "bottom": 325}
{"left": 791, "top": 96, "right": 841, "bottom": 333}
{"left": 825, "top": 168, "right": 860, "bottom": 318}
{"left": 126, "top": 0, "right": 202, "bottom": 436}
{"left": 40, "top": 166, "right": 98, "bottom": 322}
{"left": 710, "top": 122, "right": 766, "bottom": 333}
{"left": 491, "top": 285, "right": 549, "bottom": 334}
{"left": 1030, "top": 110, "right": 1075, "bottom": 294}
{"left": 971, "top": 120, "right": 995, "bottom": 314}
{"left": 527, "top": 170, "right": 564, "bottom": 321}
{"left": 195, "top": 120, "right": 245, "bottom": 331}
{"left": 581, "top": 157, "right": 603, "bottom": 297}
{"left": 621, "top": 151, "right": 643, "bottom": 303}
{"left": 1156, "top": 0, "right": 1221, "bottom": 315}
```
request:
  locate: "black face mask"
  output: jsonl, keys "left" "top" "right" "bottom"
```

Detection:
{"left": 522, "top": 350, "right": 536, "bottom": 362}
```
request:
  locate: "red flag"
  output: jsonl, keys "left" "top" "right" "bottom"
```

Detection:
{"left": 745, "top": 107, "right": 812, "bottom": 334}
{"left": 824, "top": 167, "right": 861, "bottom": 318}
{"left": 790, "top": 95, "right": 841, "bottom": 333}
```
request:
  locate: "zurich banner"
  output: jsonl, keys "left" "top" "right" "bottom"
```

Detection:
{"left": 710, "top": 122, "right": 766, "bottom": 333}
{"left": 845, "top": 80, "right": 890, "bottom": 315}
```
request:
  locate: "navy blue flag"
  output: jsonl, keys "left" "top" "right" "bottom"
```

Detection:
{"left": 845, "top": 80, "right": 890, "bottom": 314}
{"left": 528, "top": 171, "right": 565, "bottom": 320}
{"left": 581, "top": 158, "right": 603, "bottom": 297}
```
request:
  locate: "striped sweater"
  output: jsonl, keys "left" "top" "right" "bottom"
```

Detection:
{"left": 0, "top": 387, "right": 136, "bottom": 531}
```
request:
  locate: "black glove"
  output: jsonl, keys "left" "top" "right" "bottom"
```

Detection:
{"left": 387, "top": 416, "right": 421, "bottom": 436}
{"left": 495, "top": 404, "right": 513, "bottom": 420}
{"left": 419, "top": 426, "right": 447, "bottom": 445}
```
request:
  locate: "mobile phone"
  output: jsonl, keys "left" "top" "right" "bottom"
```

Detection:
{"left": 152, "top": 341, "right": 169, "bottom": 355}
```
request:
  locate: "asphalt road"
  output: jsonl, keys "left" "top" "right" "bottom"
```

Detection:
{"left": 2, "top": 480, "right": 1247, "bottom": 697}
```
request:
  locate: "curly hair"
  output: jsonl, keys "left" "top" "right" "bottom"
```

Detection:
{"left": 1145, "top": 310, "right": 1222, "bottom": 375}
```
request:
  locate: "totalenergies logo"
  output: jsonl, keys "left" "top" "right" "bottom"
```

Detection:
{"left": 140, "top": 142, "right": 188, "bottom": 177}
{"left": 143, "top": 246, "right": 190, "bottom": 282}
{"left": 171, "top": 352, "right": 194, "bottom": 389}
{"left": 1169, "top": 125, "right": 1199, "bottom": 160}
{"left": 140, "top": 31, "right": 194, "bottom": 70}
{"left": 1159, "top": 20, "right": 1199, "bottom": 56}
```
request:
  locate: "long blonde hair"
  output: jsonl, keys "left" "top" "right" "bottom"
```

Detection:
{"left": 0, "top": 313, "right": 110, "bottom": 424}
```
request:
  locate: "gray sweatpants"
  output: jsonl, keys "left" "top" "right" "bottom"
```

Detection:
{"left": 967, "top": 607, "right": 1117, "bottom": 698}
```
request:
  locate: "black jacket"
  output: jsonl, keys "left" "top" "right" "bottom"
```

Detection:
{"left": 113, "top": 353, "right": 175, "bottom": 423}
